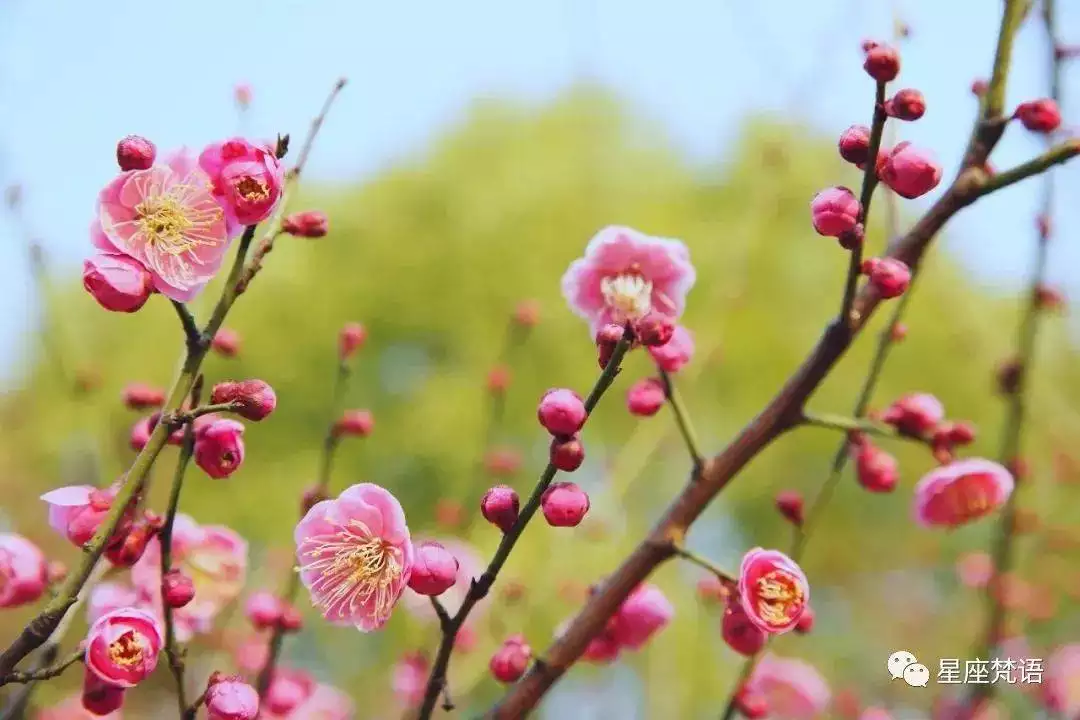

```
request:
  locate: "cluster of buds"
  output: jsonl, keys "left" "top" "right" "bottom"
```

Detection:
{"left": 244, "top": 591, "right": 304, "bottom": 633}
{"left": 39, "top": 484, "right": 163, "bottom": 568}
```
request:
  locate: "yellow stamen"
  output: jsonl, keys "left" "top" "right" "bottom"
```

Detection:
{"left": 107, "top": 632, "right": 145, "bottom": 667}
{"left": 235, "top": 176, "right": 269, "bottom": 202}
{"left": 302, "top": 519, "right": 402, "bottom": 622}
{"left": 600, "top": 273, "right": 653, "bottom": 322}
{"left": 755, "top": 570, "right": 804, "bottom": 627}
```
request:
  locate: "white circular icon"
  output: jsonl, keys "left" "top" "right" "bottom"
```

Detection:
{"left": 887, "top": 650, "right": 918, "bottom": 680}
{"left": 903, "top": 663, "right": 930, "bottom": 687}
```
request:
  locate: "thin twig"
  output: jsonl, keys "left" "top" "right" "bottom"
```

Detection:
{"left": 161, "top": 392, "right": 200, "bottom": 717}
{"left": 799, "top": 410, "right": 922, "bottom": 443}
{"left": 255, "top": 354, "right": 354, "bottom": 698}
{"left": 671, "top": 546, "right": 736, "bottom": 585}
{"left": 416, "top": 335, "right": 633, "bottom": 719}
{"left": 658, "top": 369, "right": 705, "bottom": 473}
{"left": 164, "top": 402, "right": 240, "bottom": 426}
{"left": 171, "top": 301, "right": 202, "bottom": 351}
{"left": 488, "top": 4, "right": 1044, "bottom": 714}
{"left": 0, "top": 647, "right": 83, "bottom": 685}
{"left": 970, "top": 0, "right": 1064, "bottom": 712}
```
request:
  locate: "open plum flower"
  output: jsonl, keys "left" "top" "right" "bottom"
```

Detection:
{"left": 561, "top": 225, "right": 696, "bottom": 336}
{"left": 737, "top": 548, "right": 810, "bottom": 635}
{"left": 198, "top": 138, "right": 285, "bottom": 233}
{"left": 0, "top": 533, "right": 48, "bottom": 608}
{"left": 294, "top": 483, "right": 415, "bottom": 632}
{"left": 84, "top": 607, "right": 163, "bottom": 688}
{"left": 745, "top": 653, "right": 830, "bottom": 719}
{"left": 912, "top": 458, "right": 1015, "bottom": 529}
{"left": 132, "top": 514, "right": 247, "bottom": 638}
{"left": 97, "top": 148, "right": 230, "bottom": 302}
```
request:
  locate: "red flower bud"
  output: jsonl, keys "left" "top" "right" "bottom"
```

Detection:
{"left": 861, "top": 257, "right": 911, "bottom": 298}
{"left": 854, "top": 442, "right": 899, "bottom": 492}
{"left": 333, "top": 409, "right": 373, "bottom": 438}
{"left": 245, "top": 591, "right": 284, "bottom": 630}
{"left": 489, "top": 635, "right": 531, "bottom": 683}
{"left": 774, "top": 490, "right": 804, "bottom": 526}
{"left": 338, "top": 322, "right": 366, "bottom": 360}
{"left": 1015, "top": 98, "right": 1062, "bottom": 133}
{"left": 633, "top": 311, "right": 675, "bottom": 347}
{"left": 281, "top": 210, "right": 328, "bottom": 238}
{"left": 116, "top": 135, "right": 156, "bottom": 171}
{"left": 513, "top": 300, "right": 540, "bottom": 328}
{"left": 83, "top": 254, "right": 153, "bottom": 313}
{"left": 595, "top": 323, "right": 625, "bottom": 369}
{"left": 122, "top": 383, "right": 166, "bottom": 410}
{"left": 884, "top": 88, "right": 926, "bottom": 121}
{"left": 278, "top": 606, "right": 303, "bottom": 633}
{"left": 627, "top": 378, "right": 666, "bottom": 417}
{"left": 550, "top": 434, "right": 585, "bottom": 472}
{"left": 210, "top": 379, "right": 277, "bottom": 421}
{"left": 721, "top": 602, "right": 767, "bottom": 656}
{"left": 481, "top": 485, "right": 520, "bottom": 533}
{"left": 811, "top": 186, "right": 861, "bottom": 237}
{"left": 877, "top": 142, "right": 942, "bottom": 199}
{"left": 863, "top": 43, "right": 900, "bottom": 82}
{"left": 541, "top": 482, "right": 589, "bottom": 527}
{"left": 162, "top": 570, "right": 195, "bottom": 608}
{"left": 537, "top": 388, "right": 587, "bottom": 436}
{"left": 211, "top": 328, "right": 241, "bottom": 357}
{"left": 838, "top": 124, "right": 871, "bottom": 166}
{"left": 487, "top": 365, "right": 511, "bottom": 394}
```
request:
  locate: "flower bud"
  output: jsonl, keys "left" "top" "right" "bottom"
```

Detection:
{"left": 234, "top": 83, "right": 253, "bottom": 109}
{"left": 627, "top": 377, "right": 666, "bottom": 417}
{"left": 971, "top": 78, "right": 988, "bottom": 96}
{"left": 116, "top": 135, "right": 157, "bottom": 171}
{"left": 884, "top": 88, "right": 926, "bottom": 120}
{"left": 338, "top": 322, "right": 366, "bottom": 359}
{"left": 333, "top": 409, "right": 374, "bottom": 438}
{"left": 281, "top": 210, "right": 328, "bottom": 238}
{"left": 162, "top": 569, "right": 195, "bottom": 608}
{"left": 278, "top": 605, "right": 303, "bottom": 633}
{"left": 105, "top": 515, "right": 161, "bottom": 568}
{"left": 633, "top": 311, "right": 675, "bottom": 347}
{"left": 1015, "top": 98, "right": 1062, "bottom": 133}
{"left": 1036, "top": 284, "right": 1066, "bottom": 311}
{"left": 890, "top": 322, "right": 908, "bottom": 342}
{"left": 481, "top": 485, "right": 520, "bottom": 533}
{"left": 487, "top": 365, "right": 511, "bottom": 395}
{"left": 513, "top": 299, "right": 540, "bottom": 328}
{"left": 595, "top": 323, "right": 625, "bottom": 369}
{"left": 733, "top": 686, "right": 769, "bottom": 719}
{"left": 882, "top": 392, "right": 943, "bottom": 436}
{"left": 47, "top": 560, "right": 67, "bottom": 586}
{"left": 863, "top": 43, "right": 900, "bottom": 82}
{"left": 774, "top": 490, "right": 804, "bottom": 526}
{"left": 877, "top": 142, "right": 942, "bottom": 199}
{"left": 854, "top": 442, "right": 899, "bottom": 492}
{"left": 82, "top": 668, "right": 127, "bottom": 715}
{"left": 212, "top": 328, "right": 241, "bottom": 357}
{"left": 205, "top": 676, "right": 260, "bottom": 720}
{"left": 83, "top": 254, "right": 153, "bottom": 313}
{"left": 696, "top": 574, "right": 729, "bottom": 604}
{"left": 408, "top": 541, "right": 460, "bottom": 596}
{"left": 194, "top": 418, "right": 246, "bottom": 479}
{"left": 810, "top": 186, "right": 861, "bottom": 237}
{"left": 537, "top": 388, "right": 587, "bottom": 436}
{"left": 838, "top": 124, "right": 871, "bottom": 166}
{"left": 489, "top": 635, "right": 531, "bottom": 683}
{"left": 837, "top": 223, "right": 865, "bottom": 251}
{"left": 550, "top": 434, "right": 585, "bottom": 472}
{"left": 264, "top": 670, "right": 314, "bottom": 716}
{"left": 122, "top": 383, "right": 165, "bottom": 411}
{"left": 861, "top": 257, "right": 911, "bottom": 298}
{"left": 541, "top": 482, "right": 590, "bottom": 527}
{"left": 210, "top": 379, "right": 277, "bottom": 421}
{"left": 721, "top": 602, "right": 767, "bottom": 656}
{"left": 245, "top": 591, "right": 284, "bottom": 630}
{"left": 484, "top": 447, "right": 522, "bottom": 477}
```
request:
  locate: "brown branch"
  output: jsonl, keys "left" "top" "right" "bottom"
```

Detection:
{"left": 0, "top": 646, "right": 83, "bottom": 684}
{"left": 970, "top": 0, "right": 1064, "bottom": 711}
{"left": 255, "top": 354, "right": 353, "bottom": 698}
{"left": 416, "top": 334, "right": 633, "bottom": 719}
{"left": 487, "top": 3, "right": 1048, "bottom": 714}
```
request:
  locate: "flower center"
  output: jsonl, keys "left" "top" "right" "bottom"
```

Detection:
{"left": 942, "top": 476, "right": 994, "bottom": 523}
{"left": 234, "top": 176, "right": 269, "bottom": 203}
{"left": 107, "top": 631, "right": 145, "bottom": 667}
{"left": 302, "top": 520, "right": 403, "bottom": 621}
{"left": 755, "top": 570, "right": 804, "bottom": 627}
{"left": 135, "top": 195, "right": 196, "bottom": 255}
{"left": 600, "top": 272, "right": 653, "bottom": 322}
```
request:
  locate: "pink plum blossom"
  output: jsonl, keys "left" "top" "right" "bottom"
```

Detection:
{"left": 912, "top": 459, "right": 1015, "bottom": 529}
{"left": 284, "top": 683, "right": 354, "bottom": 720}
{"left": 737, "top": 548, "right": 810, "bottom": 635}
{"left": 647, "top": 325, "right": 695, "bottom": 373}
{"left": 84, "top": 607, "right": 163, "bottom": 688}
{"left": 745, "top": 653, "right": 831, "bottom": 719}
{"left": 88, "top": 584, "right": 145, "bottom": 626}
{"left": 0, "top": 533, "right": 48, "bottom": 608}
{"left": 561, "top": 225, "right": 696, "bottom": 336}
{"left": 82, "top": 253, "right": 153, "bottom": 313}
{"left": 610, "top": 583, "right": 674, "bottom": 650}
{"left": 295, "top": 483, "right": 415, "bottom": 632}
{"left": 198, "top": 138, "right": 284, "bottom": 231}
{"left": 392, "top": 653, "right": 429, "bottom": 708}
{"left": 97, "top": 149, "right": 231, "bottom": 302}
{"left": 41, "top": 484, "right": 128, "bottom": 548}
{"left": 205, "top": 677, "right": 259, "bottom": 720}
{"left": 132, "top": 514, "right": 247, "bottom": 639}
{"left": 1043, "top": 644, "right": 1080, "bottom": 716}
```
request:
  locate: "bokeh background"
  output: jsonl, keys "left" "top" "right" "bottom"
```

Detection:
{"left": 1, "top": 0, "right": 1080, "bottom": 718}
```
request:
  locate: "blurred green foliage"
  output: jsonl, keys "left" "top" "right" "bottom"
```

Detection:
{"left": 2, "top": 88, "right": 1079, "bottom": 718}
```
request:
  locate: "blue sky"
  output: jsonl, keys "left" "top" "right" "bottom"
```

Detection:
{"left": 0, "top": 0, "right": 1078, "bottom": 378}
